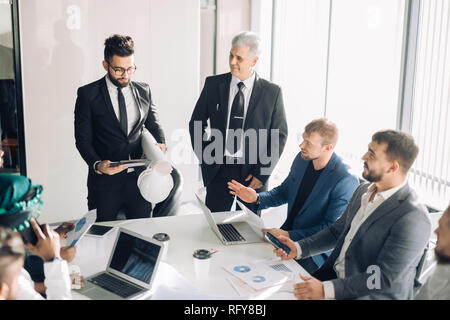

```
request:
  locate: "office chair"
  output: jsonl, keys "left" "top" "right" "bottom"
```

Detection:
{"left": 413, "top": 209, "right": 443, "bottom": 294}
{"left": 115, "top": 165, "right": 183, "bottom": 220}
{"left": 150, "top": 165, "right": 183, "bottom": 217}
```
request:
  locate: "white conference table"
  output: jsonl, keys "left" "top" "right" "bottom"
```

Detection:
{"left": 70, "top": 211, "right": 309, "bottom": 300}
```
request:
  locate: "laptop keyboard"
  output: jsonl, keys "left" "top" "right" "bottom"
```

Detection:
{"left": 89, "top": 273, "right": 142, "bottom": 298}
{"left": 218, "top": 223, "right": 246, "bottom": 242}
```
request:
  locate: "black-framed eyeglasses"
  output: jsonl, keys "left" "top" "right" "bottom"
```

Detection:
{"left": 108, "top": 63, "right": 137, "bottom": 76}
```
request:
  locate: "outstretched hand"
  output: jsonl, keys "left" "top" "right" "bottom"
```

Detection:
{"left": 227, "top": 179, "right": 258, "bottom": 203}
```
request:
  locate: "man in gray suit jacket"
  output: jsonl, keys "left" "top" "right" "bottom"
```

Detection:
{"left": 275, "top": 130, "right": 431, "bottom": 300}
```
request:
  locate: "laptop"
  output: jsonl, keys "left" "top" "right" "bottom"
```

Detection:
{"left": 76, "top": 228, "right": 163, "bottom": 300}
{"left": 195, "top": 194, "right": 265, "bottom": 245}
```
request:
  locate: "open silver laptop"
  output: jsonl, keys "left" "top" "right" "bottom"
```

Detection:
{"left": 195, "top": 194, "right": 265, "bottom": 245}
{"left": 76, "top": 228, "right": 163, "bottom": 300}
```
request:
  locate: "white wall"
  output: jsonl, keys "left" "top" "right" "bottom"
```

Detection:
{"left": 20, "top": 0, "right": 200, "bottom": 223}
{"left": 216, "top": 0, "right": 250, "bottom": 74}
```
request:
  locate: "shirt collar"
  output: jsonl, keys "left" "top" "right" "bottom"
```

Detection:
{"left": 367, "top": 179, "right": 407, "bottom": 201}
{"left": 231, "top": 72, "right": 256, "bottom": 91}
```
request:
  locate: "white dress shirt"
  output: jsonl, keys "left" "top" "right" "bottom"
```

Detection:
{"left": 294, "top": 179, "right": 407, "bottom": 299}
{"left": 105, "top": 75, "right": 141, "bottom": 134}
{"left": 17, "top": 259, "right": 72, "bottom": 300}
{"left": 103, "top": 75, "right": 142, "bottom": 173}
{"left": 224, "top": 73, "right": 255, "bottom": 158}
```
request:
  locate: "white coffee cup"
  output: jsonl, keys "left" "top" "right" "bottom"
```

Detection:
{"left": 193, "top": 249, "right": 212, "bottom": 283}
{"left": 153, "top": 233, "right": 170, "bottom": 261}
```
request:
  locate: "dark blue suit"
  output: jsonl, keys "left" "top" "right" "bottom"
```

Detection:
{"left": 258, "top": 151, "right": 359, "bottom": 272}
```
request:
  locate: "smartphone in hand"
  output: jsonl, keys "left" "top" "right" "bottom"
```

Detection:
{"left": 265, "top": 231, "right": 291, "bottom": 255}
{"left": 20, "top": 221, "right": 41, "bottom": 245}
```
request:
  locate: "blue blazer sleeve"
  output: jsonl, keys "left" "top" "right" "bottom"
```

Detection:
{"left": 258, "top": 165, "right": 295, "bottom": 210}
{"left": 288, "top": 174, "right": 359, "bottom": 241}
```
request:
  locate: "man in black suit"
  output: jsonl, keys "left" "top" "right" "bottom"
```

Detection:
{"left": 75, "top": 34, "right": 166, "bottom": 222}
{"left": 189, "top": 31, "right": 288, "bottom": 212}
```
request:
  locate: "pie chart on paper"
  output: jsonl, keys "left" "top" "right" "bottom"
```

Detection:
{"left": 252, "top": 276, "right": 266, "bottom": 283}
{"left": 75, "top": 218, "right": 86, "bottom": 232}
{"left": 233, "top": 265, "right": 251, "bottom": 273}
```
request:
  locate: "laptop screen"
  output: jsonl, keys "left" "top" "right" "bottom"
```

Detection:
{"left": 109, "top": 232, "right": 161, "bottom": 284}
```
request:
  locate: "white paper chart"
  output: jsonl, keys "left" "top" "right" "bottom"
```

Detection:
{"left": 223, "top": 261, "right": 289, "bottom": 290}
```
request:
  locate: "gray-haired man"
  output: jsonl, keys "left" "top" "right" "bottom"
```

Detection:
{"left": 189, "top": 31, "right": 288, "bottom": 213}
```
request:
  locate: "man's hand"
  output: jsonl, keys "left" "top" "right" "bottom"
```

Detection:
{"left": 156, "top": 143, "right": 167, "bottom": 154}
{"left": 26, "top": 219, "right": 61, "bottom": 262}
{"left": 97, "top": 160, "right": 128, "bottom": 175}
{"left": 54, "top": 222, "right": 75, "bottom": 239}
{"left": 294, "top": 273, "right": 325, "bottom": 300}
{"left": 262, "top": 228, "right": 289, "bottom": 238}
{"left": 227, "top": 179, "right": 258, "bottom": 203}
{"left": 245, "top": 174, "right": 263, "bottom": 190}
{"left": 273, "top": 235, "right": 298, "bottom": 260}
{"left": 61, "top": 245, "right": 77, "bottom": 263}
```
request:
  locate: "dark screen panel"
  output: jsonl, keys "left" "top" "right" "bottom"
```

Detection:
{"left": 109, "top": 232, "right": 161, "bottom": 283}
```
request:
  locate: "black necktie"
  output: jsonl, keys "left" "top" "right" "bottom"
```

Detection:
{"left": 117, "top": 87, "right": 128, "bottom": 135}
{"left": 226, "top": 82, "right": 245, "bottom": 154}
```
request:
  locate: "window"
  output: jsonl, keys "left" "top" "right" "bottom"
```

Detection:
{"left": 409, "top": 0, "right": 450, "bottom": 210}
{"left": 266, "top": 0, "right": 331, "bottom": 188}
{"left": 325, "top": 0, "right": 406, "bottom": 173}
{"left": 251, "top": 0, "right": 448, "bottom": 210}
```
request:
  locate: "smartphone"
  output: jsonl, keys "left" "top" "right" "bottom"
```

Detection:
{"left": 85, "top": 225, "right": 114, "bottom": 237}
{"left": 20, "top": 222, "right": 42, "bottom": 246}
{"left": 265, "top": 231, "right": 291, "bottom": 255}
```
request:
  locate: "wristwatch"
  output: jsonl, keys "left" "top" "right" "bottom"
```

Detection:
{"left": 94, "top": 161, "right": 101, "bottom": 173}
{"left": 255, "top": 194, "right": 261, "bottom": 206}
{"left": 47, "top": 256, "right": 63, "bottom": 263}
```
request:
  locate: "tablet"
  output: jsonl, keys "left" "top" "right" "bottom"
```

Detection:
{"left": 109, "top": 159, "right": 149, "bottom": 168}
{"left": 85, "top": 224, "right": 114, "bottom": 237}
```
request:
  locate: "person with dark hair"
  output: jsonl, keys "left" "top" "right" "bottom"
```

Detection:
{"left": 75, "top": 34, "right": 166, "bottom": 222}
{"left": 0, "top": 174, "right": 72, "bottom": 299}
{"left": 0, "top": 226, "right": 25, "bottom": 300}
{"left": 273, "top": 129, "right": 431, "bottom": 300}
{"left": 228, "top": 118, "right": 359, "bottom": 274}
{"left": 415, "top": 205, "right": 450, "bottom": 299}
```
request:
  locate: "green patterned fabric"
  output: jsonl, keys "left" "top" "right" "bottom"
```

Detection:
{"left": 0, "top": 174, "right": 43, "bottom": 231}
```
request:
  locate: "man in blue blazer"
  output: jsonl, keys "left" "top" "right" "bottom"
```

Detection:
{"left": 229, "top": 118, "right": 359, "bottom": 274}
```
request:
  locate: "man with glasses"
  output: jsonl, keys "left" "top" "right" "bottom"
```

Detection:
{"left": 75, "top": 34, "right": 166, "bottom": 221}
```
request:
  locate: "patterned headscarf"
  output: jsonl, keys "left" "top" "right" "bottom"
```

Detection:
{"left": 0, "top": 174, "right": 43, "bottom": 232}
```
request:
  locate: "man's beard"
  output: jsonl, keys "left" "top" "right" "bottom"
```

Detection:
{"left": 301, "top": 152, "right": 319, "bottom": 161}
{"left": 108, "top": 71, "right": 130, "bottom": 88}
{"left": 435, "top": 249, "right": 450, "bottom": 264}
{"left": 362, "top": 163, "right": 383, "bottom": 182}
